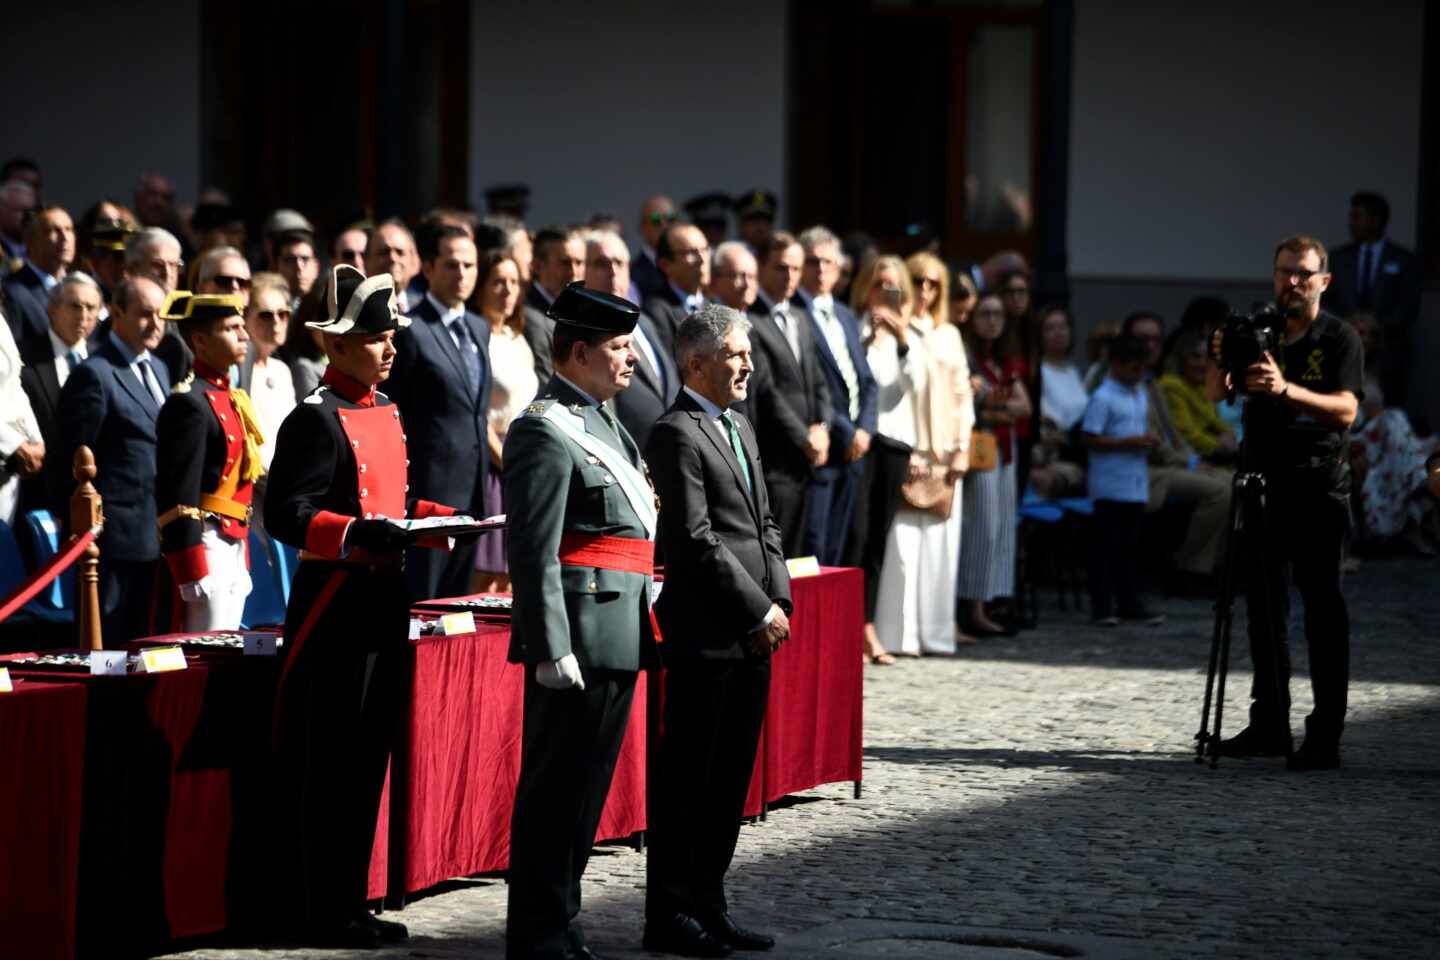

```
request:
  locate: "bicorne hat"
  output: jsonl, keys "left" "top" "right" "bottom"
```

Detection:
{"left": 305, "top": 264, "right": 409, "bottom": 335}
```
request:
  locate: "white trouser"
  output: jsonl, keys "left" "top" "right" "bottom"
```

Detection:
{"left": 177, "top": 521, "right": 253, "bottom": 631}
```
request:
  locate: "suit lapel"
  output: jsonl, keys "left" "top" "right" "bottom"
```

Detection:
{"left": 421, "top": 300, "right": 476, "bottom": 407}
{"left": 683, "top": 397, "right": 761, "bottom": 526}
{"left": 110, "top": 356, "right": 158, "bottom": 422}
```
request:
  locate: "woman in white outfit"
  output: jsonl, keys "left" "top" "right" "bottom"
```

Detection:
{"left": 874, "top": 253, "right": 975, "bottom": 655}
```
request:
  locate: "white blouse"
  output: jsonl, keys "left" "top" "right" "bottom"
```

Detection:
{"left": 249, "top": 356, "right": 297, "bottom": 470}
{"left": 863, "top": 313, "right": 924, "bottom": 448}
{"left": 1040, "top": 359, "right": 1089, "bottom": 432}
{"left": 488, "top": 324, "right": 540, "bottom": 438}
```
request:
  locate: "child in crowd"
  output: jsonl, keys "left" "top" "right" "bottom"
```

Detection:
{"left": 1081, "top": 334, "right": 1166, "bottom": 627}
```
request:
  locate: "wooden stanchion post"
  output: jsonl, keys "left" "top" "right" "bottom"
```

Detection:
{"left": 70, "top": 446, "right": 103, "bottom": 651}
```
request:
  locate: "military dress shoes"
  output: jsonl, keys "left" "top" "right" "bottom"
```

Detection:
{"left": 703, "top": 913, "right": 776, "bottom": 951}
{"left": 642, "top": 912, "right": 733, "bottom": 957}
{"left": 1216, "top": 725, "right": 1293, "bottom": 758}
{"left": 359, "top": 911, "right": 408, "bottom": 942}
{"left": 1286, "top": 739, "right": 1341, "bottom": 771}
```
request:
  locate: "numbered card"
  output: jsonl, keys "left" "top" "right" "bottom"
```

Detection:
{"left": 242, "top": 633, "right": 278, "bottom": 657}
{"left": 440, "top": 612, "right": 476, "bottom": 636}
{"left": 785, "top": 556, "right": 822, "bottom": 578}
{"left": 90, "top": 650, "right": 128, "bottom": 676}
{"left": 140, "top": 646, "right": 188, "bottom": 673}
{"left": 0, "top": 667, "right": 12, "bottom": 693}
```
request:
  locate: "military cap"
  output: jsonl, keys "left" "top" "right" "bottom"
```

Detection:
{"left": 547, "top": 280, "right": 639, "bottom": 334}
{"left": 160, "top": 290, "right": 244, "bottom": 323}
{"left": 262, "top": 208, "right": 315, "bottom": 240}
{"left": 683, "top": 192, "right": 732, "bottom": 227}
{"left": 484, "top": 183, "right": 531, "bottom": 216}
{"left": 734, "top": 189, "right": 777, "bottom": 221}
{"left": 91, "top": 217, "right": 137, "bottom": 253}
{"left": 306, "top": 264, "right": 410, "bottom": 335}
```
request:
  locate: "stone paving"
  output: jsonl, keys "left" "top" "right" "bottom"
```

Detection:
{"left": 164, "top": 555, "right": 1440, "bottom": 959}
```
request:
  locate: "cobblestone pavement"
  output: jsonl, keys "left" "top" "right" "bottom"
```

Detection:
{"left": 165, "top": 555, "right": 1440, "bottom": 959}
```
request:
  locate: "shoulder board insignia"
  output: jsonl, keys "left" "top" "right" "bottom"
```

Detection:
{"left": 569, "top": 403, "right": 584, "bottom": 414}
{"left": 523, "top": 399, "right": 552, "bottom": 416}
{"left": 174, "top": 372, "right": 195, "bottom": 393}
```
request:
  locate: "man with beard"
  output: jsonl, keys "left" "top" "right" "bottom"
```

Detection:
{"left": 1208, "top": 235, "right": 1364, "bottom": 771}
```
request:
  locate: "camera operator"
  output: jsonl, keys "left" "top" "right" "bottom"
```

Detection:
{"left": 1205, "top": 235, "right": 1363, "bottom": 771}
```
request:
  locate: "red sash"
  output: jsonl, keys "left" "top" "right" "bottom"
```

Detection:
{"left": 557, "top": 533, "right": 655, "bottom": 574}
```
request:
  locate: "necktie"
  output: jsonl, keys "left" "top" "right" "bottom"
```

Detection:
{"left": 722, "top": 411, "right": 752, "bottom": 495}
{"left": 451, "top": 318, "right": 481, "bottom": 400}
{"left": 776, "top": 308, "right": 801, "bottom": 362}
{"left": 139, "top": 358, "right": 165, "bottom": 408}
{"left": 818, "top": 306, "right": 861, "bottom": 421}
{"left": 66, "top": 349, "right": 81, "bottom": 371}
{"left": 1356, "top": 246, "right": 1373, "bottom": 307}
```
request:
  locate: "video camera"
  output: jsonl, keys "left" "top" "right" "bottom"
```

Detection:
{"left": 1218, "top": 305, "right": 1283, "bottom": 386}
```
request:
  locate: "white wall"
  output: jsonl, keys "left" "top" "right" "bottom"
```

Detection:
{"left": 1069, "top": 0, "right": 1424, "bottom": 281}
{"left": 469, "top": 1, "right": 787, "bottom": 236}
{"left": 0, "top": 3, "right": 200, "bottom": 214}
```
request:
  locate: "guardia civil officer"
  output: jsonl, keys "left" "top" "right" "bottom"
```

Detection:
{"left": 264, "top": 265, "right": 460, "bottom": 947}
{"left": 504, "top": 281, "right": 659, "bottom": 960}
{"left": 153, "top": 292, "right": 264, "bottom": 632}
{"left": 1207, "top": 235, "right": 1364, "bottom": 771}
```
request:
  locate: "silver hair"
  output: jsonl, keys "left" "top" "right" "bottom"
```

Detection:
{"left": 797, "top": 225, "right": 840, "bottom": 254}
{"left": 195, "top": 245, "right": 248, "bottom": 286}
{"left": 711, "top": 241, "right": 754, "bottom": 272}
{"left": 125, "top": 226, "right": 180, "bottom": 266}
{"left": 583, "top": 229, "right": 630, "bottom": 262}
{"left": 675, "top": 302, "right": 750, "bottom": 373}
{"left": 46, "top": 270, "right": 102, "bottom": 306}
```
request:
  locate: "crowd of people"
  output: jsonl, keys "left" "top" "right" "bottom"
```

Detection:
{"left": 1, "top": 159, "right": 1437, "bottom": 655}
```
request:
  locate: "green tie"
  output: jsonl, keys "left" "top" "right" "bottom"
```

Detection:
{"left": 722, "top": 411, "right": 752, "bottom": 495}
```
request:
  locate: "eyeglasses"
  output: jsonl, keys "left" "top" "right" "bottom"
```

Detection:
{"left": 1275, "top": 267, "right": 1324, "bottom": 283}
{"left": 212, "top": 275, "right": 251, "bottom": 291}
{"left": 254, "top": 309, "right": 291, "bottom": 322}
{"left": 912, "top": 275, "right": 941, "bottom": 289}
{"left": 152, "top": 257, "right": 184, "bottom": 274}
{"left": 645, "top": 212, "right": 678, "bottom": 226}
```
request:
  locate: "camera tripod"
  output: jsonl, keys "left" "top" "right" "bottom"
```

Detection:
{"left": 1194, "top": 405, "right": 1288, "bottom": 768}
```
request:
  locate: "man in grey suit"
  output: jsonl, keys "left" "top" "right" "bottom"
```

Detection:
{"left": 523, "top": 226, "right": 585, "bottom": 384}
{"left": 644, "top": 303, "right": 791, "bottom": 957}
{"left": 585, "top": 229, "right": 677, "bottom": 451}
{"left": 503, "top": 282, "right": 657, "bottom": 960}
{"left": 1321, "top": 191, "right": 1421, "bottom": 406}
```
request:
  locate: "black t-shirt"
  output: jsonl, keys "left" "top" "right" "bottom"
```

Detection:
{"left": 1247, "top": 310, "right": 1364, "bottom": 498}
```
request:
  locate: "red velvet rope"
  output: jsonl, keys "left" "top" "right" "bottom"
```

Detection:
{"left": 0, "top": 526, "right": 100, "bottom": 625}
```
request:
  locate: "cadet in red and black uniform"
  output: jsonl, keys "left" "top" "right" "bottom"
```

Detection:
{"left": 153, "top": 291, "right": 264, "bottom": 632}
{"left": 264, "top": 265, "right": 456, "bottom": 948}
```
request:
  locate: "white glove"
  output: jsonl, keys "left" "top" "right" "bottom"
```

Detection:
{"left": 536, "top": 654, "right": 585, "bottom": 691}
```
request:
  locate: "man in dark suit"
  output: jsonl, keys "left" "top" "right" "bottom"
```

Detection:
{"left": 792, "top": 226, "right": 877, "bottom": 566}
{"left": 585, "top": 229, "right": 677, "bottom": 451}
{"left": 642, "top": 222, "right": 710, "bottom": 354}
{"left": 745, "top": 232, "right": 830, "bottom": 557}
{"left": 645, "top": 302, "right": 791, "bottom": 958}
{"left": 632, "top": 195, "right": 677, "bottom": 302}
{"left": 59, "top": 276, "right": 171, "bottom": 645}
{"left": 3, "top": 205, "right": 75, "bottom": 347}
{"left": 386, "top": 224, "right": 493, "bottom": 601}
{"left": 1321, "top": 191, "right": 1422, "bottom": 406}
{"left": 19, "top": 272, "right": 102, "bottom": 519}
{"left": 504, "top": 283, "right": 658, "bottom": 960}
{"left": 523, "top": 226, "right": 585, "bottom": 383}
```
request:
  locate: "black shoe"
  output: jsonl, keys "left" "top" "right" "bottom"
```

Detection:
{"left": 303, "top": 918, "right": 383, "bottom": 949}
{"left": 643, "top": 913, "right": 733, "bottom": 957}
{"left": 1286, "top": 739, "right": 1340, "bottom": 771}
{"left": 358, "top": 911, "right": 408, "bottom": 942}
{"left": 1119, "top": 607, "right": 1166, "bottom": 626}
{"left": 1216, "top": 725, "right": 1292, "bottom": 758}
{"left": 703, "top": 913, "right": 775, "bottom": 951}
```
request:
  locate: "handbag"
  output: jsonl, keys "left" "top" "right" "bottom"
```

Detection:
{"left": 968, "top": 429, "right": 999, "bottom": 473}
{"left": 901, "top": 461, "right": 956, "bottom": 520}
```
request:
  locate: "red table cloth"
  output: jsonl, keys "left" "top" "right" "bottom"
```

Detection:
{"left": 0, "top": 678, "right": 87, "bottom": 960}
{"left": 369, "top": 620, "right": 647, "bottom": 900}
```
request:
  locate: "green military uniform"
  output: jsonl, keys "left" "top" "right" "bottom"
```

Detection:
{"left": 504, "top": 283, "right": 655, "bottom": 960}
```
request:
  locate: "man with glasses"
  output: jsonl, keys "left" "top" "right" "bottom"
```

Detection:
{"left": 633, "top": 195, "right": 677, "bottom": 300}
{"left": 643, "top": 222, "right": 710, "bottom": 353}
{"left": 273, "top": 234, "right": 320, "bottom": 308}
{"left": 793, "top": 225, "right": 877, "bottom": 565}
{"left": 1207, "top": 235, "right": 1363, "bottom": 771}
{"left": 196, "top": 246, "right": 253, "bottom": 305}
{"left": 332, "top": 225, "right": 370, "bottom": 273}
{"left": 125, "top": 226, "right": 190, "bottom": 376}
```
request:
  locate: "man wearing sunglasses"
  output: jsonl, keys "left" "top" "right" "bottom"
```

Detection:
{"left": 196, "top": 246, "right": 252, "bottom": 306}
{"left": 633, "top": 195, "right": 677, "bottom": 301}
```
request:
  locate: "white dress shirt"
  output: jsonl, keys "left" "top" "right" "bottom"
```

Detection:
{"left": 107, "top": 331, "right": 165, "bottom": 405}
{"left": 48, "top": 327, "right": 88, "bottom": 389}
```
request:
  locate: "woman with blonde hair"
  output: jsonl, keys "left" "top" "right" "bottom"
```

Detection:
{"left": 846, "top": 255, "right": 921, "bottom": 665}
{"left": 871, "top": 252, "right": 977, "bottom": 655}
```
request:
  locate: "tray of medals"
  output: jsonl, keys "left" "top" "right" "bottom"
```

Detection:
{"left": 4, "top": 652, "right": 98, "bottom": 673}
{"left": 137, "top": 632, "right": 285, "bottom": 654}
{"left": 412, "top": 594, "right": 514, "bottom": 620}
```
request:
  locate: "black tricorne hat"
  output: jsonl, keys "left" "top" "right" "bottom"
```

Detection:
{"left": 547, "top": 281, "right": 639, "bottom": 334}
{"left": 306, "top": 264, "right": 410, "bottom": 335}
